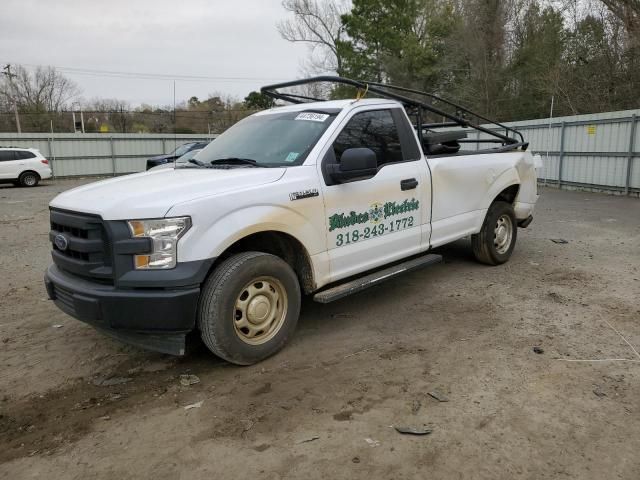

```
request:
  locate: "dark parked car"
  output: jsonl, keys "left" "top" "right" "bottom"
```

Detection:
{"left": 148, "top": 148, "right": 204, "bottom": 171}
{"left": 146, "top": 142, "right": 209, "bottom": 170}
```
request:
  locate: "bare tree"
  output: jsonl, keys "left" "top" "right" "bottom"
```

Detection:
{"left": 0, "top": 65, "right": 80, "bottom": 113}
{"left": 278, "top": 0, "right": 351, "bottom": 75}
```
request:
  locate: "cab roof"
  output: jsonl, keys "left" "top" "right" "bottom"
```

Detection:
{"left": 256, "top": 98, "right": 398, "bottom": 116}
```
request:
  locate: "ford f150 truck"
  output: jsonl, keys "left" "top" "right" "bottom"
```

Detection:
{"left": 44, "top": 76, "right": 541, "bottom": 365}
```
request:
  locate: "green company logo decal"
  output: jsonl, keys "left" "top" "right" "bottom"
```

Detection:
{"left": 329, "top": 199, "right": 420, "bottom": 232}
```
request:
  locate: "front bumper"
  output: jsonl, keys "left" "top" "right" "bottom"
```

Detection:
{"left": 44, "top": 264, "right": 201, "bottom": 355}
{"left": 517, "top": 215, "right": 534, "bottom": 228}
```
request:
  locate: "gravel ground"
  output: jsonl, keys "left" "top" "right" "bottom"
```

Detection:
{"left": 0, "top": 178, "right": 639, "bottom": 479}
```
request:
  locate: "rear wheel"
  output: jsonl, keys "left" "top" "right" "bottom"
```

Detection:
{"left": 198, "top": 252, "right": 301, "bottom": 365}
{"left": 471, "top": 201, "right": 517, "bottom": 265}
{"left": 18, "top": 171, "right": 39, "bottom": 187}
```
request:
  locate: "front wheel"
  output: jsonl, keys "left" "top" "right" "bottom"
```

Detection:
{"left": 471, "top": 201, "right": 517, "bottom": 265}
{"left": 197, "top": 252, "right": 301, "bottom": 365}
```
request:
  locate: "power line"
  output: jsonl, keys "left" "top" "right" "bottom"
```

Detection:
{"left": 2, "top": 61, "right": 290, "bottom": 83}
{"left": 0, "top": 110, "right": 260, "bottom": 125}
{"left": 0, "top": 109, "right": 257, "bottom": 116}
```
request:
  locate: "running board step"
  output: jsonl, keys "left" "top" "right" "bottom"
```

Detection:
{"left": 313, "top": 254, "right": 443, "bottom": 304}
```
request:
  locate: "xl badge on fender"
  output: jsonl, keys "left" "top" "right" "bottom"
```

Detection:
{"left": 289, "top": 189, "right": 319, "bottom": 201}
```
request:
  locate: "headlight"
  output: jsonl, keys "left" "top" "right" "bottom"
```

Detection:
{"left": 127, "top": 217, "right": 191, "bottom": 270}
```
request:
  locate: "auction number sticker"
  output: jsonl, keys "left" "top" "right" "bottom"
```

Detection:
{"left": 295, "top": 112, "right": 330, "bottom": 122}
{"left": 329, "top": 199, "right": 420, "bottom": 247}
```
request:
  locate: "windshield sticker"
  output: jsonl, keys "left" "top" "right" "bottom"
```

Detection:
{"left": 295, "top": 112, "right": 330, "bottom": 122}
{"left": 285, "top": 152, "right": 300, "bottom": 163}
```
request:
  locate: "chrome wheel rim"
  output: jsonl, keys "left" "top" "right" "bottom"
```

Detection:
{"left": 233, "top": 276, "right": 287, "bottom": 345}
{"left": 24, "top": 175, "right": 36, "bottom": 186}
{"left": 494, "top": 214, "right": 513, "bottom": 255}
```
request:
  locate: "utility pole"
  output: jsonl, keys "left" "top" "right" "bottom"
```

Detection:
{"left": 120, "top": 105, "right": 127, "bottom": 133}
{"left": 72, "top": 102, "right": 85, "bottom": 133}
{"left": 2, "top": 64, "right": 21, "bottom": 134}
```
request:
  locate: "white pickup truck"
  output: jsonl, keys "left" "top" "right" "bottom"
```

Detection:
{"left": 44, "top": 77, "right": 540, "bottom": 365}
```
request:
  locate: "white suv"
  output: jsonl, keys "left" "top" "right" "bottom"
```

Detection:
{"left": 0, "top": 147, "right": 52, "bottom": 187}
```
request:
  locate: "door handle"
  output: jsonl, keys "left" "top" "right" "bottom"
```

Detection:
{"left": 400, "top": 178, "right": 419, "bottom": 191}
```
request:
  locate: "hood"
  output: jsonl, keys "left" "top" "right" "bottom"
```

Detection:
{"left": 147, "top": 153, "right": 175, "bottom": 162}
{"left": 148, "top": 162, "right": 176, "bottom": 171}
{"left": 50, "top": 167, "right": 286, "bottom": 220}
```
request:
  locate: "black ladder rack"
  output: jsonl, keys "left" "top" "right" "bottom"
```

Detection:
{"left": 261, "top": 76, "right": 527, "bottom": 154}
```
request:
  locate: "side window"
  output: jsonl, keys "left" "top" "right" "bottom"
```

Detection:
{"left": 0, "top": 151, "right": 17, "bottom": 162}
{"left": 333, "top": 110, "right": 404, "bottom": 167}
{"left": 16, "top": 151, "right": 36, "bottom": 159}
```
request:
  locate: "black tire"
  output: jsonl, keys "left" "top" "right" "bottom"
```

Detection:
{"left": 471, "top": 201, "right": 517, "bottom": 265}
{"left": 197, "top": 252, "right": 301, "bottom": 365}
{"left": 18, "top": 171, "right": 39, "bottom": 187}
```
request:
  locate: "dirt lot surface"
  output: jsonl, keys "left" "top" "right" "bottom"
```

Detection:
{"left": 1, "top": 178, "right": 639, "bottom": 479}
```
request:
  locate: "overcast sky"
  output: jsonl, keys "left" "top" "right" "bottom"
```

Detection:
{"left": 0, "top": 0, "right": 309, "bottom": 106}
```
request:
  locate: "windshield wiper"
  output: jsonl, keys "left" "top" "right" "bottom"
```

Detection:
{"left": 209, "top": 157, "right": 262, "bottom": 167}
{"left": 188, "top": 158, "right": 207, "bottom": 166}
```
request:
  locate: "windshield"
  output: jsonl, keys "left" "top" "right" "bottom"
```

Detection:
{"left": 196, "top": 111, "right": 337, "bottom": 167}
{"left": 176, "top": 149, "right": 202, "bottom": 163}
{"left": 172, "top": 143, "right": 195, "bottom": 157}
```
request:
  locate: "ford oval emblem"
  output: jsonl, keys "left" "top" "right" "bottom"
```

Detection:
{"left": 54, "top": 234, "right": 69, "bottom": 251}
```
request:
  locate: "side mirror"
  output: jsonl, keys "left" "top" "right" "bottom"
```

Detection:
{"left": 327, "top": 148, "right": 378, "bottom": 183}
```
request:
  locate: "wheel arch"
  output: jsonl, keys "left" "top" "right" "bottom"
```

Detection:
{"left": 482, "top": 168, "right": 521, "bottom": 209}
{"left": 173, "top": 203, "right": 326, "bottom": 293}
{"left": 494, "top": 184, "right": 520, "bottom": 205}
{"left": 210, "top": 230, "right": 316, "bottom": 294}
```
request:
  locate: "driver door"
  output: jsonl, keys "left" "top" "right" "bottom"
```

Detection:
{"left": 319, "top": 107, "right": 428, "bottom": 283}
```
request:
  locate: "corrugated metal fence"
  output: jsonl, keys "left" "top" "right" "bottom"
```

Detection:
{"left": 1, "top": 109, "right": 639, "bottom": 195}
{"left": 0, "top": 133, "right": 216, "bottom": 177}
{"left": 476, "top": 109, "right": 640, "bottom": 195}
